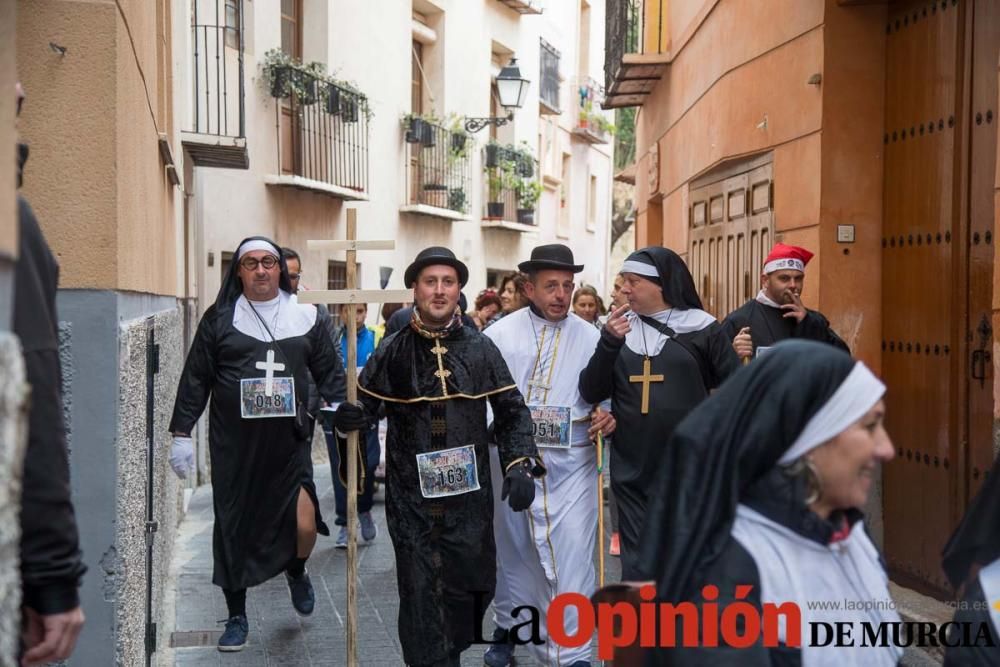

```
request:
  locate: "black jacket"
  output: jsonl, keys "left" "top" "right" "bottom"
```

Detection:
{"left": 14, "top": 191, "right": 86, "bottom": 613}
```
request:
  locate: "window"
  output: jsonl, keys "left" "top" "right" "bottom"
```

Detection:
{"left": 281, "top": 0, "right": 301, "bottom": 58}
{"left": 225, "top": 0, "right": 241, "bottom": 49}
{"left": 540, "top": 39, "right": 561, "bottom": 113}
{"left": 411, "top": 40, "right": 424, "bottom": 114}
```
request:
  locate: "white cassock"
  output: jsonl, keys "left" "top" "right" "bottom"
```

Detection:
{"left": 485, "top": 308, "right": 608, "bottom": 666}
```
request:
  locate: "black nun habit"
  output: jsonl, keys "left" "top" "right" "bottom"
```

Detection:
{"left": 169, "top": 236, "right": 346, "bottom": 591}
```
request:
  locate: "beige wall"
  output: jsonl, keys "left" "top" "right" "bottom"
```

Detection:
{"left": 16, "top": 0, "right": 180, "bottom": 296}
{"left": 1, "top": 0, "right": 15, "bottom": 263}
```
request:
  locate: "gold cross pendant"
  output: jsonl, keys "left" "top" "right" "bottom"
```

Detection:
{"left": 628, "top": 356, "right": 665, "bottom": 415}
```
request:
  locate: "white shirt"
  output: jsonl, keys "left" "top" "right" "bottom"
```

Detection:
{"left": 232, "top": 291, "right": 317, "bottom": 342}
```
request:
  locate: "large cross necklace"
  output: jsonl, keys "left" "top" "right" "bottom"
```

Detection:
{"left": 628, "top": 311, "right": 667, "bottom": 415}
{"left": 527, "top": 316, "right": 562, "bottom": 405}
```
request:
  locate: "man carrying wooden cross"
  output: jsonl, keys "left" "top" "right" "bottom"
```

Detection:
{"left": 331, "top": 246, "right": 544, "bottom": 667}
{"left": 168, "top": 236, "right": 347, "bottom": 652}
{"left": 578, "top": 246, "right": 737, "bottom": 580}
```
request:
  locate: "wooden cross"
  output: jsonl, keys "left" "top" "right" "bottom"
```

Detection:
{"left": 254, "top": 349, "right": 285, "bottom": 396}
{"left": 295, "top": 209, "right": 411, "bottom": 667}
{"left": 628, "top": 356, "right": 664, "bottom": 415}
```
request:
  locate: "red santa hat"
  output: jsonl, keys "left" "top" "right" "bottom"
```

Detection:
{"left": 763, "top": 243, "right": 814, "bottom": 275}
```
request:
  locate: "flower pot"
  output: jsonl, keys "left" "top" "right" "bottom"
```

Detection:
{"left": 516, "top": 209, "right": 535, "bottom": 225}
{"left": 341, "top": 97, "right": 359, "bottom": 123}
{"left": 297, "top": 72, "right": 318, "bottom": 105}
{"left": 450, "top": 133, "right": 467, "bottom": 153}
{"left": 405, "top": 117, "right": 424, "bottom": 144}
{"left": 485, "top": 144, "right": 501, "bottom": 168}
{"left": 420, "top": 122, "right": 436, "bottom": 147}
{"left": 325, "top": 85, "right": 341, "bottom": 114}
{"left": 487, "top": 202, "right": 505, "bottom": 219}
{"left": 518, "top": 157, "right": 534, "bottom": 178}
{"left": 270, "top": 66, "right": 292, "bottom": 98}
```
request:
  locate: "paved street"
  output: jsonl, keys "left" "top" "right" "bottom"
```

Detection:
{"left": 166, "top": 462, "right": 620, "bottom": 666}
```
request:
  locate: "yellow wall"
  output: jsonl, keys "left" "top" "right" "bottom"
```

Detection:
{"left": 16, "top": 0, "right": 178, "bottom": 295}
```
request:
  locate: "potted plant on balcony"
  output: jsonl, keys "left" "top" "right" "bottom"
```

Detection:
{"left": 516, "top": 142, "right": 535, "bottom": 178}
{"left": 402, "top": 114, "right": 425, "bottom": 143}
{"left": 516, "top": 179, "right": 542, "bottom": 225}
{"left": 485, "top": 140, "right": 502, "bottom": 168}
{"left": 325, "top": 83, "right": 342, "bottom": 115}
{"left": 486, "top": 158, "right": 516, "bottom": 220}
{"left": 448, "top": 187, "right": 468, "bottom": 214}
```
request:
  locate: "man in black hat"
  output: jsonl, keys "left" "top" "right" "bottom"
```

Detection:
{"left": 579, "top": 246, "right": 738, "bottom": 579}
{"left": 482, "top": 244, "right": 615, "bottom": 667}
{"left": 332, "top": 246, "right": 544, "bottom": 667}
{"left": 168, "top": 236, "right": 347, "bottom": 651}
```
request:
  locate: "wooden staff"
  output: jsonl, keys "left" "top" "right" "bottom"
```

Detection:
{"left": 596, "top": 430, "right": 606, "bottom": 587}
{"left": 343, "top": 211, "right": 360, "bottom": 665}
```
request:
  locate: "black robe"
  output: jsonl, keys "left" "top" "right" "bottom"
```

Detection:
{"left": 721, "top": 299, "right": 850, "bottom": 357}
{"left": 579, "top": 321, "right": 737, "bottom": 580}
{"left": 168, "top": 301, "right": 345, "bottom": 590}
{"left": 355, "top": 323, "right": 537, "bottom": 666}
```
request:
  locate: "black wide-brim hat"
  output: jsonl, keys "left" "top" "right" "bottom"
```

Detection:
{"left": 517, "top": 243, "right": 584, "bottom": 273}
{"left": 404, "top": 246, "right": 470, "bottom": 287}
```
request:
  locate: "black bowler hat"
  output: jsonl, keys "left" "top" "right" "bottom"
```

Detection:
{"left": 518, "top": 244, "right": 584, "bottom": 273}
{"left": 404, "top": 246, "right": 469, "bottom": 287}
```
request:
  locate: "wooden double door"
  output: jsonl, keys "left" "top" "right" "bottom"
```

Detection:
{"left": 881, "top": 0, "right": 997, "bottom": 595}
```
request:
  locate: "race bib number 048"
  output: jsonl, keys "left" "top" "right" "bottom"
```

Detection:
{"left": 416, "top": 444, "right": 481, "bottom": 499}
{"left": 240, "top": 377, "right": 296, "bottom": 419}
{"left": 530, "top": 405, "right": 571, "bottom": 449}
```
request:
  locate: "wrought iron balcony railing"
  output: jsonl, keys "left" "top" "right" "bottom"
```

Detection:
{"left": 403, "top": 118, "right": 473, "bottom": 218}
{"left": 268, "top": 68, "right": 370, "bottom": 199}
{"left": 604, "top": 0, "right": 669, "bottom": 108}
{"left": 539, "top": 39, "right": 561, "bottom": 114}
{"left": 183, "top": 0, "right": 248, "bottom": 169}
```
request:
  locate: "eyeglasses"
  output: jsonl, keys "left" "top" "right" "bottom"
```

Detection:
{"left": 239, "top": 255, "right": 279, "bottom": 271}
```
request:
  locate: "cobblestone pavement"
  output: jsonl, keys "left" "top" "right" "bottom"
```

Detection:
{"left": 167, "top": 463, "right": 621, "bottom": 666}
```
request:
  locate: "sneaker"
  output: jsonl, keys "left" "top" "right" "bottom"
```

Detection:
{"left": 217, "top": 614, "right": 248, "bottom": 652}
{"left": 335, "top": 525, "right": 348, "bottom": 549}
{"left": 483, "top": 627, "right": 514, "bottom": 667}
{"left": 609, "top": 532, "right": 620, "bottom": 556}
{"left": 285, "top": 570, "right": 315, "bottom": 617}
{"left": 360, "top": 512, "right": 378, "bottom": 543}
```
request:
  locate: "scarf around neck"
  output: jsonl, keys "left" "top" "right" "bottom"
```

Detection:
{"left": 410, "top": 305, "right": 464, "bottom": 339}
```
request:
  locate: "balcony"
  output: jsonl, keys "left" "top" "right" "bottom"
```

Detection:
{"left": 482, "top": 144, "right": 540, "bottom": 233}
{"left": 265, "top": 65, "right": 370, "bottom": 200}
{"left": 495, "top": 0, "right": 544, "bottom": 15}
{"left": 401, "top": 117, "right": 473, "bottom": 221}
{"left": 604, "top": 0, "right": 670, "bottom": 108}
{"left": 182, "top": 0, "right": 249, "bottom": 169}
{"left": 539, "top": 39, "right": 561, "bottom": 115}
{"left": 572, "top": 77, "right": 614, "bottom": 145}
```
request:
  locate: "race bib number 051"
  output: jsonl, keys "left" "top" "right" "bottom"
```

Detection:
{"left": 416, "top": 444, "right": 481, "bottom": 498}
{"left": 240, "top": 377, "right": 296, "bottom": 419}
{"left": 530, "top": 405, "right": 571, "bottom": 449}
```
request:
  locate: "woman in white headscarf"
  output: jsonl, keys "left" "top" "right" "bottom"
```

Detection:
{"left": 635, "top": 340, "right": 902, "bottom": 666}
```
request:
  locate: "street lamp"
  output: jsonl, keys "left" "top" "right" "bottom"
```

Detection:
{"left": 464, "top": 58, "right": 531, "bottom": 133}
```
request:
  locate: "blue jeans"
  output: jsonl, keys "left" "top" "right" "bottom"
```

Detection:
{"left": 324, "top": 426, "right": 380, "bottom": 525}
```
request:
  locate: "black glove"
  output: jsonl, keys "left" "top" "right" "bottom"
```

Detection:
{"left": 334, "top": 401, "right": 367, "bottom": 432}
{"left": 501, "top": 461, "right": 536, "bottom": 512}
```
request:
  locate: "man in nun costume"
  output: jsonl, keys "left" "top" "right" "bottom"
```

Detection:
{"left": 942, "top": 454, "right": 1000, "bottom": 665}
{"left": 636, "top": 340, "right": 902, "bottom": 666}
{"left": 579, "top": 246, "right": 738, "bottom": 579}
{"left": 168, "top": 236, "right": 346, "bottom": 651}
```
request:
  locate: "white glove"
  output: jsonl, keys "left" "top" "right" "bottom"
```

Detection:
{"left": 170, "top": 436, "right": 194, "bottom": 479}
